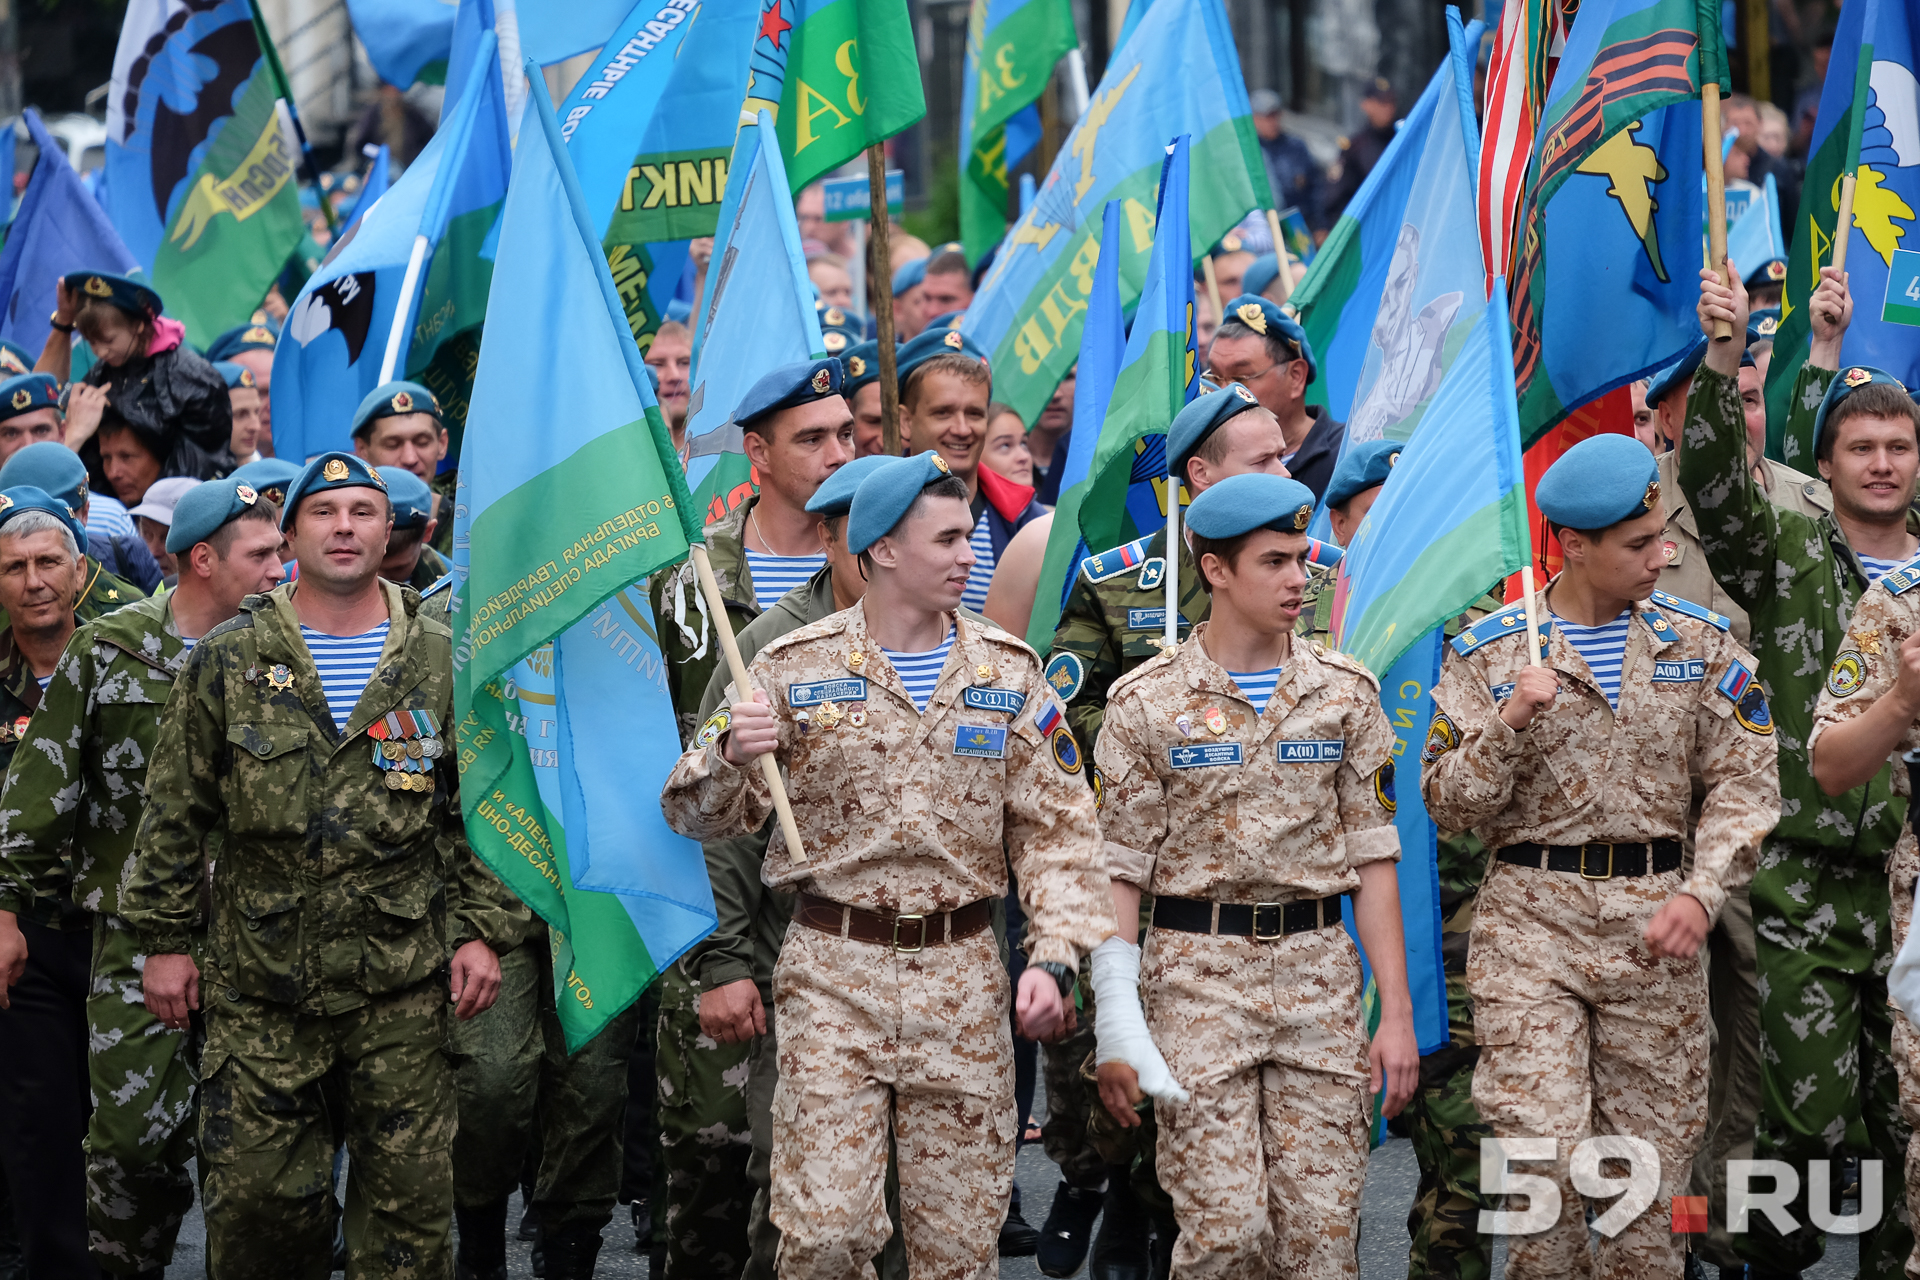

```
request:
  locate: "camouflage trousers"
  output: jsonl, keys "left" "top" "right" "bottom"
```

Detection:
{"left": 449, "top": 940, "right": 637, "bottom": 1232}
{"left": 1041, "top": 1008, "right": 1107, "bottom": 1189}
{"left": 1687, "top": 884, "right": 1764, "bottom": 1270}
{"left": 1401, "top": 971, "right": 1491, "bottom": 1280}
{"left": 198, "top": 976, "right": 455, "bottom": 1280}
{"left": 1468, "top": 861, "right": 1708, "bottom": 1280}
{"left": 771, "top": 923, "right": 1016, "bottom": 1280}
{"left": 84, "top": 913, "right": 199, "bottom": 1276}
{"left": 657, "top": 959, "right": 754, "bottom": 1279}
{"left": 1738, "top": 845, "right": 1912, "bottom": 1278}
{"left": 1144, "top": 925, "right": 1371, "bottom": 1279}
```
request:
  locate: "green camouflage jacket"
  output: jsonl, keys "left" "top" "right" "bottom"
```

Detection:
{"left": 430, "top": 471, "right": 456, "bottom": 556}
{"left": 0, "top": 625, "right": 47, "bottom": 776}
{"left": 1677, "top": 361, "right": 1907, "bottom": 854}
{"left": 1049, "top": 527, "right": 1334, "bottom": 752}
{"left": 650, "top": 497, "right": 761, "bottom": 746}
{"left": 0, "top": 594, "right": 190, "bottom": 926}
{"left": 121, "top": 579, "right": 521, "bottom": 1014}
{"left": 407, "top": 543, "right": 451, "bottom": 594}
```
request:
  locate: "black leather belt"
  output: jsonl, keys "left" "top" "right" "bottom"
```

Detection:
{"left": 1496, "top": 840, "right": 1683, "bottom": 879}
{"left": 1152, "top": 894, "right": 1346, "bottom": 940}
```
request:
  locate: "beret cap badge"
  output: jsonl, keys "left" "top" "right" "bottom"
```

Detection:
{"left": 943, "top": 331, "right": 963, "bottom": 349}
{"left": 931, "top": 454, "right": 951, "bottom": 474}
{"left": 1235, "top": 302, "right": 1267, "bottom": 333}
{"left": 235, "top": 484, "right": 258, "bottom": 505}
{"left": 1766, "top": 260, "right": 1787, "bottom": 281}
{"left": 810, "top": 368, "right": 832, "bottom": 394}
{"left": 847, "top": 355, "right": 866, "bottom": 377}
{"left": 391, "top": 390, "right": 414, "bottom": 413}
{"left": 1292, "top": 505, "right": 1311, "bottom": 530}
{"left": 9, "top": 390, "right": 28, "bottom": 411}
{"left": 322, "top": 459, "right": 350, "bottom": 482}
{"left": 85, "top": 276, "right": 112, "bottom": 297}
{"left": 1232, "top": 384, "right": 1257, "bottom": 403}
{"left": 1757, "top": 316, "right": 1778, "bottom": 336}
{"left": 1845, "top": 367, "right": 1873, "bottom": 388}
{"left": 1643, "top": 479, "right": 1660, "bottom": 510}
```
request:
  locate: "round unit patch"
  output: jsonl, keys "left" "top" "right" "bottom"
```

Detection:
{"left": 1373, "top": 761, "right": 1397, "bottom": 814}
{"left": 1044, "top": 651, "right": 1086, "bottom": 702}
{"left": 1051, "top": 726, "right": 1083, "bottom": 774}
{"left": 695, "top": 708, "right": 733, "bottom": 748}
{"left": 1827, "top": 650, "right": 1866, "bottom": 699}
{"left": 1734, "top": 685, "right": 1774, "bottom": 735}
{"left": 1421, "top": 713, "right": 1459, "bottom": 764}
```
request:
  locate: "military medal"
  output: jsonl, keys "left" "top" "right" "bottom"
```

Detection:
{"left": 1174, "top": 714, "right": 1193, "bottom": 738}
{"left": 245, "top": 666, "right": 259, "bottom": 683}
{"left": 1204, "top": 708, "right": 1227, "bottom": 736}
{"left": 816, "top": 702, "right": 843, "bottom": 730}
{"left": 368, "top": 709, "right": 442, "bottom": 789}
{"left": 848, "top": 708, "right": 867, "bottom": 727}
{"left": 845, "top": 650, "right": 865, "bottom": 672}
{"left": 266, "top": 664, "right": 294, "bottom": 691}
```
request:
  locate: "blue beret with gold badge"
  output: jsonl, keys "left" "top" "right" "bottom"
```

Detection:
{"left": 846, "top": 451, "right": 956, "bottom": 554}
{"left": 167, "top": 477, "right": 267, "bottom": 553}
{"left": 1221, "top": 294, "right": 1317, "bottom": 385}
{"left": 0, "top": 342, "right": 35, "bottom": 377}
{"left": 1168, "top": 383, "right": 1265, "bottom": 480}
{"left": 1185, "top": 472, "right": 1318, "bottom": 540}
{"left": 1324, "top": 438, "right": 1402, "bottom": 510}
{"left": 350, "top": 380, "right": 442, "bottom": 438}
{"left": 0, "top": 374, "right": 59, "bottom": 424}
{"left": 806, "top": 455, "right": 905, "bottom": 519}
{"left": 1536, "top": 433, "right": 1661, "bottom": 529}
{"left": 280, "top": 452, "right": 389, "bottom": 529}
{"left": 229, "top": 457, "right": 303, "bottom": 507}
{"left": 1814, "top": 365, "right": 1911, "bottom": 456}
{"left": 204, "top": 322, "right": 279, "bottom": 361}
{"left": 0, "top": 440, "right": 88, "bottom": 512}
{"left": 841, "top": 340, "right": 883, "bottom": 397}
{"left": 734, "top": 358, "right": 845, "bottom": 430}
{"left": 0, "top": 484, "right": 87, "bottom": 549}
{"left": 62, "top": 270, "right": 163, "bottom": 318}
{"left": 815, "top": 301, "right": 862, "bottom": 356}
{"left": 213, "top": 361, "right": 256, "bottom": 390}
{"left": 895, "top": 327, "right": 988, "bottom": 389}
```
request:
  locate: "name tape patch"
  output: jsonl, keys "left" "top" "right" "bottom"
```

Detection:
{"left": 1128, "top": 608, "right": 1184, "bottom": 632}
{"left": 1653, "top": 659, "right": 1706, "bottom": 683}
{"left": 788, "top": 677, "right": 869, "bottom": 708}
{"left": 962, "top": 686, "right": 1028, "bottom": 715}
{"left": 1170, "top": 743, "right": 1243, "bottom": 769}
{"left": 1277, "top": 739, "right": 1345, "bottom": 763}
{"left": 953, "top": 724, "right": 1008, "bottom": 759}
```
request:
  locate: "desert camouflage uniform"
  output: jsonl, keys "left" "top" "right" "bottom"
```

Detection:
{"left": 662, "top": 605, "right": 1113, "bottom": 1280}
{"left": 1679, "top": 361, "right": 1915, "bottom": 1275}
{"left": 1422, "top": 593, "right": 1779, "bottom": 1278}
{"left": 1808, "top": 569, "right": 1920, "bottom": 1280}
{"left": 1095, "top": 626, "right": 1399, "bottom": 1279}
{"left": 119, "top": 580, "right": 522, "bottom": 1280}
{"left": 0, "top": 594, "right": 202, "bottom": 1274}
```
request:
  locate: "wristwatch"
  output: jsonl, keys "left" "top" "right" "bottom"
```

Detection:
{"left": 49, "top": 312, "right": 74, "bottom": 334}
{"left": 1033, "top": 960, "right": 1076, "bottom": 998}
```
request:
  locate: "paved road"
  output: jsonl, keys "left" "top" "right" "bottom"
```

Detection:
{"left": 169, "top": 1079, "right": 1861, "bottom": 1278}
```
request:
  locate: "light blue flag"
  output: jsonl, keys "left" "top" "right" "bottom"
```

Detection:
{"left": 274, "top": 29, "right": 508, "bottom": 461}
{"left": 445, "top": 0, "right": 496, "bottom": 122}
{"left": 341, "top": 145, "right": 391, "bottom": 237}
{"left": 1726, "top": 172, "right": 1784, "bottom": 280}
{"left": 345, "top": 0, "right": 456, "bottom": 87}
{"left": 682, "top": 113, "right": 825, "bottom": 526}
{"left": 451, "top": 58, "right": 712, "bottom": 1049}
{"left": 0, "top": 110, "right": 141, "bottom": 358}
{"left": 510, "top": 0, "right": 637, "bottom": 66}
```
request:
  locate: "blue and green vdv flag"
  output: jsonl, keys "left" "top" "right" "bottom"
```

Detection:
{"left": 959, "top": 0, "right": 1079, "bottom": 265}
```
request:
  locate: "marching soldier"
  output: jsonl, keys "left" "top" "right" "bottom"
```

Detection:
{"left": 662, "top": 450, "right": 1116, "bottom": 1280}
{"left": 0, "top": 441, "right": 149, "bottom": 619}
{"left": 373, "top": 467, "right": 451, "bottom": 592}
{"left": 1091, "top": 471, "right": 1420, "bottom": 1278}
{"left": 349, "top": 382, "right": 457, "bottom": 557}
{"left": 0, "top": 478, "right": 285, "bottom": 1278}
{"left": 1680, "top": 264, "right": 1919, "bottom": 1274}
{"left": 1205, "top": 296, "right": 1343, "bottom": 498}
{"left": 121, "top": 452, "right": 518, "bottom": 1278}
{"left": 1423, "top": 433, "right": 1779, "bottom": 1277}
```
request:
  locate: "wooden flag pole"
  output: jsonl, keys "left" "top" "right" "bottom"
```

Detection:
{"left": 1200, "top": 255, "right": 1225, "bottom": 327}
{"left": 1264, "top": 209, "right": 1295, "bottom": 306}
{"left": 1702, "top": 82, "right": 1734, "bottom": 342}
{"left": 689, "top": 544, "right": 808, "bottom": 863}
{"left": 867, "top": 145, "right": 902, "bottom": 455}
{"left": 1834, "top": 173, "right": 1859, "bottom": 271}
{"left": 1520, "top": 565, "right": 1545, "bottom": 667}
{"left": 1834, "top": 46, "right": 1874, "bottom": 277}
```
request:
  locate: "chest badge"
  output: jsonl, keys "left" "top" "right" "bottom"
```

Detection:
{"left": 1174, "top": 713, "right": 1193, "bottom": 738}
{"left": 266, "top": 664, "right": 294, "bottom": 691}
{"left": 1204, "top": 707, "right": 1227, "bottom": 736}
{"left": 975, "top": 662, "right": 996, "bottom": 685}
{"left": 845, "top": 650, "right": 866, "bottom": 672}
{"left": 815, "top": 702, "right": 844, "bottom": 730}
{"left": 848, "top": 707, "right": 867, "bottom": 728}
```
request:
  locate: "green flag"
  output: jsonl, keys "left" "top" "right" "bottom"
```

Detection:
{"left": 745, "top": 0, "right": 927, "bottom": 191}
{"left": 959, "top": 0, "right": 1078, "bottom": 265}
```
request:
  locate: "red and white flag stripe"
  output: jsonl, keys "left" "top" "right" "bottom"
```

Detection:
{"left": 1476, "top": 0, "right": 1557, "bottom": 300}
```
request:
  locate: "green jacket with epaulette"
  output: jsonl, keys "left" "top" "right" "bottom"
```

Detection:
{"left": 0, "top": 624, "right": 48, "bottom": 776}
{"left": 1048, "top": 527, "right": 1333, "bottom": 751}
{"left": 1677, "top": 360, "right": 1907, "bottom": 854}
{"left": 0, "top": 593, "right": 191, "bottom": 926}
{"left": 650, "top": 496, "right": 763, "bottom": 746}
{"left": 120, "top": 579, "right": 522, "bottom": 1015}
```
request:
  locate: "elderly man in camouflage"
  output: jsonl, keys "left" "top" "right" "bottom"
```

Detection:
{"left": 1680, "top": 263, "right": 1920, "bottom": 1276}
{"left": 0, "top": 479, "right": 285, "bottom": 1279}
{"left": 663, "top": 452, "right": 1116, "bottom": 1280}
{"left": 1424, "top": 433, "right": 1779, "bottom": 1278}
{"left": 1091, "top": 472, "right": 1420, "bottom": 1279}
{"left": 1803, "top": 372, "right": 1920, "bottom": 1277}
{"left": 121, "top": 452, "right": 517, "bottom": 1279}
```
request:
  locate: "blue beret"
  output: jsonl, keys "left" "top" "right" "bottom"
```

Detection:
{"left": 62, "top": 270, "right": 162, "bottom": 317}
{"left": 923, "top": 310, "right": 965, "bottom": 332}
{"left": 896, "top": 328, "right": 988, "bottom": 389}
{"left": 1324, "top": 438, "right": 1403, "bottom": 509}
{"left": 1241, "top": 253, "right": 1281, "bottom": 300}
{"left": 350, "top": 381, "right": 442, "bottom": 437}
{"left": 1813, "top": 365, "right": 1912, "bottom": 455}
{"left": 1168, "top": 384, "right": 1264, "bottom": 478}
{"left": 0, "top": 485, "right": 87, "bottom": 549}
{"left": 805, "top": 455, "right": 904, "bottom": 518}
{"left": 0, "top": 374, "right": 60, "bottom": 423}
{"left": 1749, "top": 306, "right": 1781, "bottom": 340}
{"left": 891, "top": 257, "right": 929, "bottom": 296}
{"left": 166, "top": 478, "right": 270, "bottom": 553}
{"left": 816, "top": 302, "right": 862, "bottom": 356}
{"left": 280, "top": 452, "right": 390, "bottom": 529}
{"left": 841, "top": 341, "right": 883, "bottom": 396}
{"left": 1646, "top": 327, "right": 1765, "bottom": 407}
{"left": 203, "top": 323, "right": 279, "bottom": 361}
{"left": 1744, "top": 257, "right": 1788, "bottom": 289}
{"left": 228, "top": 457, "right": 303, "bottom": 507}
{"left": 213, "top": 361, "right": 257, "bottom": 391}
{"left": 1220, "top": 294, "right": 1316, "bottom": 385}
{"left": 0, "top": 341, "right": 33, "bottom": 377}
{"left": 0, "top": 440, "right": 88, "bottom": 512}
{"left": 734, "top": 358, "right": 845, "bottom": 429}
{"left": 847, "top": 451, "right": 956, "bottom": 554}
{"left": 1185, "top": 472, "right": 1317, "bottom": 539}
{"left": 376, "top": 466, "right": 434, "bottom": 529}
{"left": 1536, "top": 433, "right": 1660, "bottom": 529}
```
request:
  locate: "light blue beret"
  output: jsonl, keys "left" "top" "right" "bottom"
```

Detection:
{"left": 1814, "top": 365, "right": 1912, "bottom": 455}
{"left": 1168, "top": 383, "right": 1264, "bottom": 478}
{"left": 204, "top": 322, "right": 279, "bottom": 360}
{"left": 166, "top": 478, "right": 268, "bottom": 553}
{"left": 0, "top": 485, "right": 87, "bottom": 549}
{"left": 896, "top": 327, "right": 988, "bottom": 388}
{"left": 841, "top": 340, "right": 883, "bottom": 397}
{"left": 213, "top": 361, "right": 256, "bottom": 390}
{"left": 0, "top": 439, "right": 88, "bottom": 512}
{"left": 923, "top": 310, "right": 965, "bottom": 332}
{"left": 734, "top": 358, "right": 845, "bottom": 429}
{"left": 350, "top": 380, "right": 441, "bottom": 438}
{"left": 1219, "top": 294, "right": 1317, "bottom": 385}
{"left": 1324, "top": 438, "right": 1402, "bottom": 510}
{"left": 1185, "top": 472, "right": 1317, "bottom": 538}
{"left": 228, "top": 457, "right": 303, "bottom": 507}
{"left": 891, "top": 257, "right": 928, "bottom": 296}
{"left": 805, "top": 455, "right": 904, "bottom": 518}
{"left": 847, "top": 451, "right": 956, "bottom": 554}
{"left": 376, "top": 467, "right": 433, "bottom": 529}
{"left": 0, "top": 341, "right": 34, "bottom": 376}
{"left": 1536, "top": 433, "right": 1660, "bottom": 529}
{"left": 1241, "top": 253, "right": 1281, "bottom": 299}
{"left": 816, "top": 301, "right": 862, "bottom": 356}
{"left": 280, "top": 452, "right": 389, "bottom": 530}
{"left": 0, "top": 375, "right": 60, "bottom": 423}
{"left": 1744, "top": 256, "right": 1788, "bottom": 289}
{"left": 62, "top": 270, "right": 162, "bottom": 318}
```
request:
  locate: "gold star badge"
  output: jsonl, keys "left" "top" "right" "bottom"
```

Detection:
{"left": 1766, "top": 260, "right": 1787, "bottom": 281}
{"left": 392, "top": 391, "right": 414, "bottom": 413}
{"left": 810, "top": 368, "right": 832, "bottom": 393}
{"left": 267, "top": 664, "right": 294, "bottom": 691}
{"left": 10, "top": 389, "right": 29, "bottom": 410}
{"left": 1236, "top": 302, "right": 1267, "bottom": 333}
{"left": 848, "top": 707, "right": 867, "bottom": 727}
{"left": 322, "top": 459, "right": 350, "bottom": 481}
{"left": 1204, "top": 708, "right": 1227, "bottom": 736}
{"left": 1292, "top": 505, "right": 1311, "bottom": 530}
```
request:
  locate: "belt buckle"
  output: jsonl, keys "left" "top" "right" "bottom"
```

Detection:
{"left": 1252, "top": 902, "right": 1285, "bottom": 942}
{"left": 1579, "top": 842, "right": 1614, "bottom": 880}
{"left": 892, "top": 913, "right": 928, "bottom": 953}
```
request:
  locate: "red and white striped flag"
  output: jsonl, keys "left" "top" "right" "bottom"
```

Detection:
{"left": 1476, "top": 0, "right": 1559, "bottom": 299}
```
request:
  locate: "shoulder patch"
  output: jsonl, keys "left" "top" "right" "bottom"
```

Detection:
{"left": 1044, "top": 651, "right": 1086, "bottom": 702}
{"left": 1137, "top": 558, "right": 1165, "bottom": 590}
{"left": 421, "top": 573, "right": 454, "bottom": 599}
{"left": 1648, "top": 589, "right": 1731, "bottom": 631}
{"left": 1882, "top": 556, "right": 1920, "bottom": 595}
{"left": 1639, "top": 609, "right": 1681, "bottom": 645}
{"left": 1717, "top": 659, "right": 1774, "bottom": 734}
{"left": 1081, "top": 537, "right": 1153, "bottom": 584}
{"left": 1449, "top": 607, "right": 1552, "bottom": 658}
{"left": 1304, "top": 537, "right": 1344, "bottom": 569}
